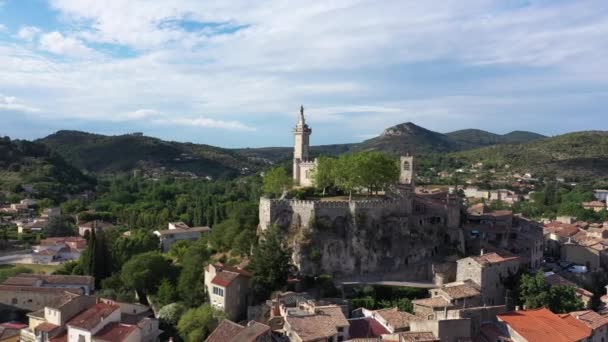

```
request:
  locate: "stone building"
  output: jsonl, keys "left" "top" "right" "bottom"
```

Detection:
{"left": 154, "top": 223, "right": 210, "bottom": 252}
{"left": 204, "top": 263, "right": 251, "bottom": 321}
{"left": 205, "top": 320, "right": 271, "bottom": 342}
{"left": 282, "top": 301, "right": 349, "bottom": 342}
{"left": 260, "top": 116, "right": 461, "bottom": 279}
{"left": 496, "top": 308, "right": 592, "bottom": 342}
{"left": 456, "top": 250, "right": 520, "bottom": 306}
{"left": 292, "top": 106, "right": 316, "bottom": 187}
{"left": 412, "top": 281, "right": 481, "bottom": 319}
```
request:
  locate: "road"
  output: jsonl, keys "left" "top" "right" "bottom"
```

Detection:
{"left": 337, "top": 280, "right": 436, "bottom": 288}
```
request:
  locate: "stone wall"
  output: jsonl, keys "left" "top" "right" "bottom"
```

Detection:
{"left": 259, "top": 194, "right": 462, "bottom": 279}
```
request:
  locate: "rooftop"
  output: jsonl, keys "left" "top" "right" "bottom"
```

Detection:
{"left": 412, "top": 297, "right": 452, "bottom": 308}
{"left": 93, "top": 323, "right": 137, "bottom": 342}
{"left": 155, "top": 226, "right": 210, "bottom": 235}
{"left": 544, "top": 273, "right": 593, "bottom": 298}
{"left": 286, "top": 314, "right": 340, "bottom": 342}
{"left": 372, "top": 307, "right": 418, "bottom": 330}
{"left": 348, "top": 317, "right": 390, "bottom": 339}
{"left": 4, "top": 273, "right": 94, "bottom": 286}
{"left": 498, "top": 308, "right": 591, "bottom": 342}
{"left": 205, "top": 320, "right": 270, "bottom": 342}
{"left": 440, "top": 281, "right": 481, "bottom": 299}
{"left": 567, "top": 310, "right": 608, "bottom": 330}
{"left": 67, "top": 303, "right": 119, "bottom": 330}
{"left": 470, "top": 250, "right": 519, "bottom": 265}
{"left": 399, "top": 331, "right": 438, "bottom": 342}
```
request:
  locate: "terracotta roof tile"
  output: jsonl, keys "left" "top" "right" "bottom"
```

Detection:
{"left": 93, "top": 323, "right": 137, "bottom": 342}
{"left": 285, "top": 315, "right": 339, "bottom": 341}
{"left": 373, "top": 308, "right": 418, "bottom": 330}
{"left": 412, "top": 297, "right": 452, "bottom": 308}
{"left": 231, "top": 321, "right": 271, "bottom": 342}
{"left": 472, "top": 251, "right": 519, "bottom": 265}
{"left": 399, "top": 331, "right": 438, "bottom": 342}
{"left": 440, "top": 282, "right": 480, "bottom": 299}
{"left": 68, "top": 303, "right": 119, "bottom": 330}
{"left": 348, "top": 317, "right": 389, "bottom": 339}
{"left": 568, "top": 310, "right": 608, "bottom": 330}
{"left": 205, "top": 320, "right": 244, "bottom": 342}
{"left": 498, "top": 308, "right": 591, "bottom": 342}
{"left": 35, "top": 322, "right": 60, "bottom": 333}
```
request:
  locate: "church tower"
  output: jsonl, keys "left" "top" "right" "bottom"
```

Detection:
{"left": 399, "top": 155, "right": 415, "bottom": 186}
{"left": 293, "top": 106, "right": 314, "bottom": 186}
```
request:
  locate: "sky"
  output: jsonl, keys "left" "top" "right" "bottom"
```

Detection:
{"left": 0, "top": 0, "right": 607, "bottom": 148}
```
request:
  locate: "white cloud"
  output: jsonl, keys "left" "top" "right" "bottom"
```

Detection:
{"left": 16, "top": 26, "right": 41, "bottom": 41}
{"left": 39, "top": 31, "right": 95, "bottom": 57}
{"left": 0, "top": 24, "right": 6, "bottom": 33}
{"left": 0, "top": 94, "right": 40, "bottom": 113}
{"left": 152, "top": 116, "right": 255, "bottom": 131}
{"left": 0, "top": 0, "right": 606, "bottom": 144}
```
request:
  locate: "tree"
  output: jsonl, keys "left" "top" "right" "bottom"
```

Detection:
{"left": 312, "top": 156, "right": 336, "bottom": 196}
{"left": 334, "top": 154, "right": 359, "bottom": 201}
{"left": 158, "top": 302, "right": 187, "bottom": 336}
{"left": 43, "top": 216, "right": 75, "bottom": 237}
{"left": 111, "top": 230, "right": 159, "bottom": 270}
{"left": 177, "top": 239, "right": 210, "bottom": 306}
{"left": 248, "top": 226, "right": 292, "bottom": 302}
{"left": 262, "top": 167, "right": 292, "bottom": 197}
{"left": 167, "top": 239, "right": 194, "bottom": 264}
{"left": 80, "top": 228, "right": 112, "bottom": 286}
{"left": 121, "top": 252, "right": 177, "bottom": 299}
{"left": 177, "top": 304, "right": 225, "bottom": 341}
{"left": 519, "top": 271, "right": 584, "bottom": 313}
{"left": 154, "top": 278, "right": 178, "bottom": 308}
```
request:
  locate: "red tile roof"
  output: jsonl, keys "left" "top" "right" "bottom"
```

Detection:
{"left": 211, "top": 273, "right": 239, "bottom": 287}
{"left": 472, "top": 251, "right": 519, "bottom": 265}
{"left": 68, "top": 303, "right": 119, "bottom": 330}
{"left": 348, "top": 317, "right": 390, "bottom": 339}
{"left": 544, "top": 273, "right": 593, "bottom": 298}
{"left": 498, "top": 308, "right": 591, "bottom": 342}
{"left": 205, "top": 320, "right": 244, "bottom": 342}
{"left": 544, "top": 222, "right": 581, "bottom": 238}
{"left": 35, "top": 322, "right": 60, "bottom": 333}
{"left": 93, "top": 323, "right": 137, "bottom": 342}
{"left": 568, "top": 310, "right": 608, "bottom": 330}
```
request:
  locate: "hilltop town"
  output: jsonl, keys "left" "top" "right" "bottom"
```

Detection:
{"left": 0, "top": 108, "right": 607, "bottom": 342}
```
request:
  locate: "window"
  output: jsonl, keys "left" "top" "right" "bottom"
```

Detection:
{"left": 402, "top": 161, "right": 410, "bottom": 171}
{"left": 213, "top": 287, "right": 224, "bottom": 297}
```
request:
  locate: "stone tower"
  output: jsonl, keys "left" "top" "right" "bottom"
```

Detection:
{"left": 293, "top": 106, "right": 314, "bottom": 186}
{"left": 399, "top": 155, "right": 415, "bottom": 186}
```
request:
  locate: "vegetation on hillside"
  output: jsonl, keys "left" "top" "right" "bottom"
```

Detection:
{"left": 453, "top": 131, "right": 608, "bottom": 178}
{"left": 39, "top": 130, "right": 263, "bottom": 178}
{"left": 0, "top": 136, "right": 95, "bottom": 201}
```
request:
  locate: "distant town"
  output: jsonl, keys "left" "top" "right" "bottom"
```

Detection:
{"left": 0, "top": 108, "right": 606, "bottom": 342}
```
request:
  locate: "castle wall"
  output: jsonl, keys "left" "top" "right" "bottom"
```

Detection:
{"left": 259, "top": 195, "right": 462, "bottom": 279}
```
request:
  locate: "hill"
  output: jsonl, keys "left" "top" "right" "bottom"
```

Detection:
{"left": 0, "top": 136, "right": 95, "bottom": 199}
{"left": 38, "top": 131, "right": 264, "bottom": 179}
{"left": 353, "top": 122, "right": 456, "bottom": 154}
{"left": 452, "top": 131, "right": 608, "bottom": 178}
{"left": 445, "top": 129, "right": 545, "bottom": 149}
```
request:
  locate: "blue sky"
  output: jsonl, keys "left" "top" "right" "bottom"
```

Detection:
{"left": 0, "top": 0, "right": 607, "bottom": 148}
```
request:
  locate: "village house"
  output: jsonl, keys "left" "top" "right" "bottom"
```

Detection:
{"left": 583, "top": 201, "right": 607, "bottom": 212}
{"left": 17, "top": 219, "right": 48, "bottom": 234}
{"left": 77, "top": 220, "right": 115, "bottom": 237}
{"left": 20, "top": 295, "right": 160, "bottom": 342}
{"left": 496, "top": 308, "right": 592, "bottom": 342}
{"left": 543, "top": 221, "right": 581, "bottom": 257}
{"left": 356, "top": 307, "right": 421, "bottom": 334}
{"left": 412, "top": 281, "right": 481, "bottom": 319}
{"left": 561, "top": 237, "right": 608, "bottom": 271}
{"left": 33, "top": 237, "right": 87, "bottom": 264}
{"left": 456, "top": 250, "right": 520, "bottom": 306}
{"left": 41, "top": 207, "right": 61, "bottom": 219}
{"left": 205, "top": 320, "right": 271, "bottom": 342}
{"left": 0, "top": 322, "right": 27, "bottom": 342}
{"left": 544, "top": 272, "right": 594, "bottom": 308}
{"left": 567, "top": 310, "right": 608, "bottom": 342}
{"left": 464, "top": 204, "right": 543, "bottom": 270}
{"left": 154, "top": 222, "right": 210, "bottom": 252}
{"left": 204, "top": 263, "right": 251, "bottom": 321}
{"left": 594, "top": 190, "right": 608, "bottom": 202}
{"left": 283, "top": 301, "right": 350, "bottom": 342}
{"left": 2, "top": 274, "right": 95, "bottom": 296}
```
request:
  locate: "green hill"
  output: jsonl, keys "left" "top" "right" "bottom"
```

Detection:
{"left": 0, "top": 136, "right": 95, "bottom": 199}
{"left": 445, "top": 129, "right": 545, "bottom": 149}
{"left": 38, "top": 131, "right": 263, "bottom": 179}
{"left": 452, "top": 131, "right": 608, "bottom": 178}
{"left": 353, "top": 122, "right": 456, "bottom": 154}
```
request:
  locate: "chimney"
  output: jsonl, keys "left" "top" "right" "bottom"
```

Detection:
{"left": 480, "top": 249, "right": 485, "bottom": 256}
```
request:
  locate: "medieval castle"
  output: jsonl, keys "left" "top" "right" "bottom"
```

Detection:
{"left": 259, "top": 107, "right": 463, "bottom": 281}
